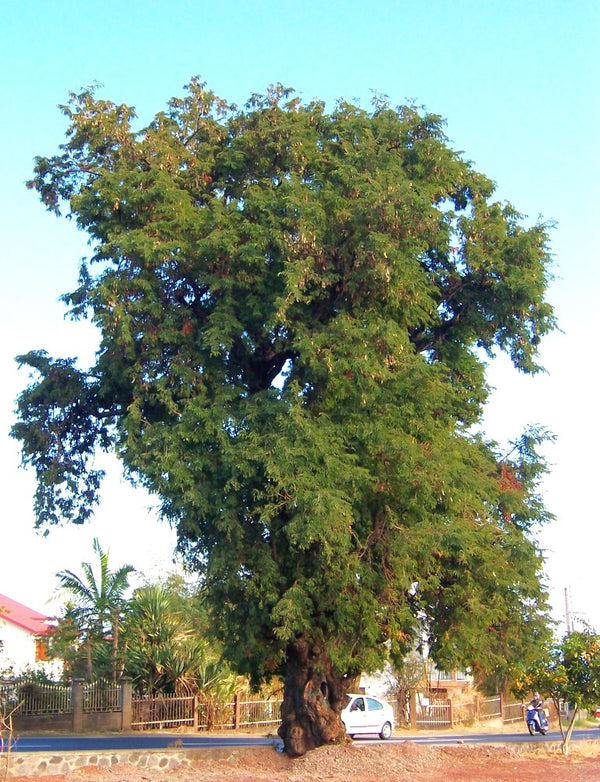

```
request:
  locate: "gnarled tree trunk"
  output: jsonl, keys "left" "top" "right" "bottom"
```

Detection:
{"left": 278, "top": 639, "right": 351, "bottom": 757}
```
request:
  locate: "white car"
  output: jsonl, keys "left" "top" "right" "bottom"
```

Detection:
{"left": 341, "top": 694, "right": 395, "bottom": 739}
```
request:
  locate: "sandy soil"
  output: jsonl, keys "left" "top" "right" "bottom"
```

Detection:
{"left": 6, "top": 741, "right": 600, "bottom": 782}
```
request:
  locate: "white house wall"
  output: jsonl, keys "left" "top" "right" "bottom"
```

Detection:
{"left": 0, "top": 619, "right": 60, "bottom": 678}
{"left": 0, "top": 618, "right": 38, "bottom": 672}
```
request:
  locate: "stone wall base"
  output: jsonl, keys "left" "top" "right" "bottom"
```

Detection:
{"left": 1, "top": 746, "right": 259, "bottom": 778}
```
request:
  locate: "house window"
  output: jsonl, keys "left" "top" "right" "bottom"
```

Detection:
{"left": 35, "top": 638, "right": 48, "bottom": 662}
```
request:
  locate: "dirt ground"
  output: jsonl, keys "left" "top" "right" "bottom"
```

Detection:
{"left": 6, "top": 741, "right": 600, "bottom": 782}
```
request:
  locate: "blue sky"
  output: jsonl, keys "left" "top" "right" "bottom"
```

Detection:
{"left": 1, "top": 1, "right": 598, "bottom": 632}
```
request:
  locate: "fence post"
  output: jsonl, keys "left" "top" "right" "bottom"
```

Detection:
{"left": 233, "top": 693, "right": 241, "bottom": 730}
{"left": 119, "top": 677, "right": 132, "bottom": 731}
{"left": 192, "top": 695, "right": 198, "bottom": 730}
{"left": 72, "top": 679, "right": 84, "bottom": 734}
{"left": 448, "top": 699, "right": 454, "bottom": 727}
{"left": 409, "top": 690, "right": 417, "bottom": 729}
{"left": 499, "top": 692, "right": 504, "bottom": 723}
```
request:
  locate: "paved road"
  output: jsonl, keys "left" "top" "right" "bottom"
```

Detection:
{"left": 10, "top": 734, "right": 280, "bottom": 753}
{"left": 8, "top": 727, "right": 600, "bottom": 753}
{"left": 384, "top": 728, "right": 600, "bottom": 746}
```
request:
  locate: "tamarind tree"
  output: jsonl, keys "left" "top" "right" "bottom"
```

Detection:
{"left": 13, "top": 80, "right": 555, "bottom": 755}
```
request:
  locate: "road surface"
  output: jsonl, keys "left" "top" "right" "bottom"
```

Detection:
{"left": 8, "top": 727, "right": 600, "bottom": 753}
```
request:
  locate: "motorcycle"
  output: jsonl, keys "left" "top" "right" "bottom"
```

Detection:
{"left": 526, "top": 704, "right": 549, "bottom": 735}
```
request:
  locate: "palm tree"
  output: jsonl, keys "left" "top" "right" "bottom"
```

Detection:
{"left": 55, "top": 538, "right": 134, "bottom": 682}
{"left": 122, "top": 580, "right": 238, "bottom": 706}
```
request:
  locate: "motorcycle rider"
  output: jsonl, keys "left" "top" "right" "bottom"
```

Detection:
{"left": 530, "top": 693, "right": 545, "bottom": 714}
{"left": 527, "top": 692, "right": 548, "bottom": 732}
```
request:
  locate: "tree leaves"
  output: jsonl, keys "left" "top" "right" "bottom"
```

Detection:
{"left": 15, "top": 81, "right": 556, "bottom": 691}
{"left": 515, "top": 630, "right": 600, "bottom": 754}
{"left": 12, "top": 351, "right": 113, "bottom": 527}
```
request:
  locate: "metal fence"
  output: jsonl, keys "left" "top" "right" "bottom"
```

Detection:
{"left": 453, "top": 700, "right": 476, "bottom": 725}
{"left": 196, "top": 697, "right": 283, "bottom": 731}
{"left": 502, "top": 701, "right": 525, "bottom": 723}
{"left": 480, "top": 696, "right": 502, "bottom": 720}
{"left": 0, "top": 681, "right": 71, "bottom": 715}
{"left": 416, "top": 699, "right": 452, "bottom": 728}
{"left": 197, "top": 699, "right": 235, "bottom": 730}
{"left": 1, "top": 678, "right": 533, "bottom": 734}
{"left": 132, "top": 694, "right": 196, "bottom": 730}
{"left": 236, "top": 699, "right": 282, "bottom": 728}
{"left": 0, "top": 681, "right": 19, "bottom": 713}
{"left": 131, "top": 695, "right": 283, "bottom": 731}
{"left": 83, "top": 681, "right": 121, "bottom": 713}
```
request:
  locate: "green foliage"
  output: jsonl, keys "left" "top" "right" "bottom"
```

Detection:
{"left": 121, "top": 579, "right": 234, "bottom": 695}
{"left": 0, "top": 666, "right": 53, "bottom": 686}
{"left": 15, "top": 81, "right": 556, "bottom": 700}
{"left": 53, "top": 538, "right": 134, "bottom": 681}
{"left": 387, "top": 651, "right": 425, "bottom": 725}
{"left": 50, "top": 567, "right": 236, "bottom": 697}
{"left": 46, "top": 602, "right": 90, "bottom": 680}
{"left": 514, "top": 630, "right": 600, "bottom": 754}
{"left": 516, "top": 631, "right": 600, "bottom": 711}
{"left": 11, "top": 352, "right": 112, "bottom": 527}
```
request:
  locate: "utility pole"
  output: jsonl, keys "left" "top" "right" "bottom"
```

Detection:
{"left": 564, "top": 587, "right": 572, "bottom": 634}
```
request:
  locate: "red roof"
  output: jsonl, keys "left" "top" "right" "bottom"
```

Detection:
{"left": 0, "top": 593, "right": 52, "bottom": 636}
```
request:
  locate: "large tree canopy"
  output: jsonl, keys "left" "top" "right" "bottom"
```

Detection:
{"left": 14, "top": 80, "right": 555, "bottom": 754}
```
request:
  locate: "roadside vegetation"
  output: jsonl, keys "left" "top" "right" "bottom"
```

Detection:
{"left": 46, "top": 544, "right": 244, "bottom": 708}
{"left": 514, "top": 629, "right": 600, "bottom": 755}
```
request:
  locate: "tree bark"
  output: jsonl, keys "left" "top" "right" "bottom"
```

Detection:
{"left": 112, "top": 613, "right": 119, "bottom": 684}
{"left": 277, "top": 639, "right": 350, "bottom": 757}
{"left": 562, "top": 704, "right": 579, "bottom": 756}
{"left": 85, "top": 634, "right": 93, "bottom": 682}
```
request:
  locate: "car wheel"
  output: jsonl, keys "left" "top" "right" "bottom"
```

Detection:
{"left": 379, "top": 721, "right": 392, "bottom": 740}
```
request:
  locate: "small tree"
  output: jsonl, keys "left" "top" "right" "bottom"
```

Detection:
{"left": 386, "top": 651, "right": 425, "bottom": 726}
{"left": 55, "top": 539, "right": 134, "bottom": 681}
{"left": 0, "top": 700, "right": 22, "bottom": 777}
{"left": 514, "top": 630, "right": 600, "bottom": 755}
